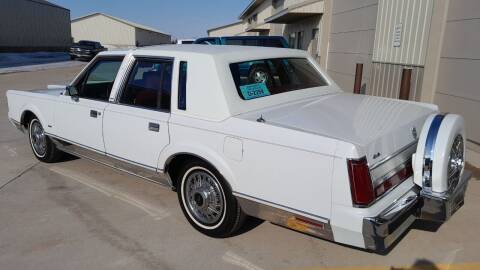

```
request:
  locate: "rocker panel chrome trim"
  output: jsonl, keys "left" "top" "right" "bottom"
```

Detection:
{"left": 235, "top": 194, "right": 333, "bottom": 241}
{"left": 47, "top": 133, "right": 172, "bottom": 187}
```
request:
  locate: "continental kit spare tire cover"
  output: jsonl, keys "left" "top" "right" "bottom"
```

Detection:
{"left": 413, "top": 114, "right": 466, "bottom": 194}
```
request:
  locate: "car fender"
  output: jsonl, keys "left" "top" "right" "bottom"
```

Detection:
{"left": 19, "top": 103, "right": 48, "bottom": 128}
{"left": 158, "top": 143, "right": 238, "bottom": 190}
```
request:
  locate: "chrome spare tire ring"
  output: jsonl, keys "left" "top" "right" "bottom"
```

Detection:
{"left": 29, "top": 119, "right": 47, "bottom": 158}
{"left": 182, "top": 168, "right": 225, "bottom": 227}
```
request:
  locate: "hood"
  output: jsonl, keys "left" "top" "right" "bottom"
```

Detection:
{"left": 237, "top": 93, "right": 437, "bottom": 163}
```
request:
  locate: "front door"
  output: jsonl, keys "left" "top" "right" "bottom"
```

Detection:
{"left": 54, "top": 57, "right": 124, "bottom": 152}
{"left": 103, "top": 58, "right": 173, "bottom": 170}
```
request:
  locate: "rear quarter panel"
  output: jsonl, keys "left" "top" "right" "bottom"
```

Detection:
{"left": 161, "top": 115, "right": 337, "bottom": 221}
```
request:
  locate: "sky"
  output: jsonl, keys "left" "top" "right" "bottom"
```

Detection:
{"left": 49, "top": 0, "right": 251, "bottom": 39}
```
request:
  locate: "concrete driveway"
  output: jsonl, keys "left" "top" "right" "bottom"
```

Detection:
{"left": 0, "top": 66, "right": 479, "bottom": 270}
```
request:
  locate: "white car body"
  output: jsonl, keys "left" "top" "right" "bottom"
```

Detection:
{"left": 6, "top": 45, "right": 470, "bottom": 251}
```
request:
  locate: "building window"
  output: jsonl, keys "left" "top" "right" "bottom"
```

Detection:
{"left": 288, "top": 33, "right": 296, "bottom": 49}
{"left": 272, "top": 0, "right": 283, "bottom": 9}
{"left": 296, "top": 31, "right": 304, "bottom": 50}
{"left": 248, "top": 14, "right": 258, "bottom": 25}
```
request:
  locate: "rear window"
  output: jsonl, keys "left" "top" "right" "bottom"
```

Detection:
{"left": 229, "top": 58, "right": 327, "bottom": 100}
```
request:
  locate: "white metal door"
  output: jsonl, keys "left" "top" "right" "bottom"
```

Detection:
{"left": 102, "top": 104, "right": 170, "bottom": 170}
{"left": 54, "top": 96, "right": 108, "bottom": 152}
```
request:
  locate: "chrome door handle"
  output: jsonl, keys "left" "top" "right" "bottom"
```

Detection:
{"left": 148, "top": 122, "right": 160, "bottom": 132}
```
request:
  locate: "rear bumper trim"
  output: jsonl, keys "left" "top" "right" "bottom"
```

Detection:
{"left": 363, "top": 170, "right": 471, "bottom": 252}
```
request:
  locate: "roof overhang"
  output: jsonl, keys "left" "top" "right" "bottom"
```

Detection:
{"left": 239, "top": 0, "right": 265, "bottom": 19}
{"left": 245, "top": 23, "right": 272, "bottom": 32}
{"left": 265, "top": 0, "right": 324, "bottom": 24}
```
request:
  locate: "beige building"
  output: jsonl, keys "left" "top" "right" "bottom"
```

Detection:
{"left": 210, "top": 0, "right": 480, "bottom": 168}
{"left": 0, "top": 0, "right": 71, "bottom": 52}
{"left": 71, "top": 13, "right": 171, "bottom": 49}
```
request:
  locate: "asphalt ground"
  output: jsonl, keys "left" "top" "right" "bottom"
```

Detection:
{"left": 1, "top": 65, "right": 479, "bottom": 270}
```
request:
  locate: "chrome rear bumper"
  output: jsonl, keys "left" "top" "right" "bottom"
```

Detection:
{"left": 363, "top": 170, "right": 471, "bottom": 252}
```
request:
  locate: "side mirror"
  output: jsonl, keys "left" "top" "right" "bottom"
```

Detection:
{"left": 66, "top": 85, "right": 79, "bottom": 102}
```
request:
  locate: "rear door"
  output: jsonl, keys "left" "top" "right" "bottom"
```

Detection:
{"left": 54, "top": 56, "right": 123, "bottom": 152}
{"left": 103, "top": 57, "right": 173, "bottom": 170}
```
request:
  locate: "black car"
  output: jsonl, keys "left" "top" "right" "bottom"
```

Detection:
{"left": 69, "top": 40, "right": 106, "bottom": 60}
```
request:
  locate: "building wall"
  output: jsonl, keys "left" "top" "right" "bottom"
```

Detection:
{"left": 325, "top": 0, "right": 378, "bottom": 92}
{"left": 71, "top": 15, "right": 135, "bottom": 48}
{"left": 135, "top": 28, "right": 170, "bottom": 46}
{"left": 208, "top": 22, "right": 246, "bottom": 37}
{"left": 434, "top": 0, "right": 480, "bottom": 166}
{"left": 0, "top": 0, "right": 71, "bottom": 51}
{"left": 282, "top": 15, "right": 322, "bottom": 61}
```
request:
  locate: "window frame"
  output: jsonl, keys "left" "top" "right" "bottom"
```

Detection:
{"left": 229, "top": 57, "right": 329, "bottom": 101}
{"left": 115, "top": 56, "right": 174, "bottom": 113}
{"left": 71, "top": 55, "right": 124, "bottom": 102}
{"left": 178, "top": 61, "right": 187, "bottom": 110}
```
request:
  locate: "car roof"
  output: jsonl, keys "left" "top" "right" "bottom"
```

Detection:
{"left": 202, "top": 36, "right": 285, "bottom": 40}
{"left": 133, "top": 44, "right": 304, "bottom": 59}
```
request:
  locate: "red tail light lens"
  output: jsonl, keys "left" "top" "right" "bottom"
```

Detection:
{"left": 374, "top": 160, "right": 413, "bottom": 197}
{"left": 347, "top": 157, "right": 375, "bottom": 206}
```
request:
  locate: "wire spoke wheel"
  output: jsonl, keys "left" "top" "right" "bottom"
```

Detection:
{"left": 30, "top": 119, "right": 47, "bottom": 157}
{"left": 447, "top": 134, "right": 464, "bottom": 191}
{"left": 183, "top": 169, "right": 225, "bottom": 225}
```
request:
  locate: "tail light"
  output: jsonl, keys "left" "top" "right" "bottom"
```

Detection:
{"left": 347, "top": 157, "right": 414, "bottom": 207}
{"left": 374, "top": 160, "right": 413, "bottom": 197}
{"left": 347, "top": 157, "right": 375, "bottom": 206}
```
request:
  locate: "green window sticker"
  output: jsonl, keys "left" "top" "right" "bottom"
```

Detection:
{"left": 239, "top": 83, "right": 271, "bottom": 100}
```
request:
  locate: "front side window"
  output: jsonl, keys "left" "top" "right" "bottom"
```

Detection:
{"left": 119, "top": 59, "right": 173, "bottom": 111}
{"left": 75, "top": 58, "right": 122, "bottom": 101}
{"left": 230, "top": 58, "right": 327, "bottom": 100}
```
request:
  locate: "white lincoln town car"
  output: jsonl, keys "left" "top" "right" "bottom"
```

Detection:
{"left": 6, "top": 45, "right": 471, "bottom": 252}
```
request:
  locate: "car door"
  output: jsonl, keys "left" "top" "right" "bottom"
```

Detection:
{"left": 54, "top": 56, "right": 123, "bottom": 152}
{"left": 103, "top": 57, "right": 173, "bottom": 170}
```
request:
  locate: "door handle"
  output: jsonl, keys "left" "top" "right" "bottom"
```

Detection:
{"left": 90, "top": 110, "right": 98, "bottom": 118}
{"left": 148, "top": 122, "right": 160, "bottom": 132}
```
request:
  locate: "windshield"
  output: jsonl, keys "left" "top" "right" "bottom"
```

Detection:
{"left": 230, "top": 58, "right": 327, "bottom": 100}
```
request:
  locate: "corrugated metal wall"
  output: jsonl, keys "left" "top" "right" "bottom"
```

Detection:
{"left": 372, "top": 0, "right": 434, "bottom": 66}
{"left": 71, "top": 15, "right": 136, "bottom": 48}
{"left": 326, "top": 0, "right": 378, "bottom": 92}
{"left": 0, "top": 0, "right": 71, "bottom": 51}
{"left": 369, "top": 63, "right": 423, "bottom": 100}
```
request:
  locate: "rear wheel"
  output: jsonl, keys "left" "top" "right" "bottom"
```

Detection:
{"left": 176, "top": 160, "right": 245, "bottom": 237}
{"left": 28, "top": 118, "right": 62, "bottom": 163}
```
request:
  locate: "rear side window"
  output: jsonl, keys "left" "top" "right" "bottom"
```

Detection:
{"left": 178, "top": 61, "right": 187, "bottom": 110}
{"left": 119, "top": 59, "right": 173, "bottom": 111}
{"left": 230, "top": 58, "right": 327, "bottom": 100}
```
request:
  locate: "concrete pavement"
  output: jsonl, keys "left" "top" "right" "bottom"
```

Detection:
{"left": 0, "top": 66, "right": 479, "bottom": 270}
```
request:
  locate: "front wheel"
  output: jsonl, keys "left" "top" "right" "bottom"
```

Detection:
{"left": 28, "top": 118, "right": 62, "bottom": 163}
{"left": 177, "top": 160, "right": 245, "bottom": 237}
